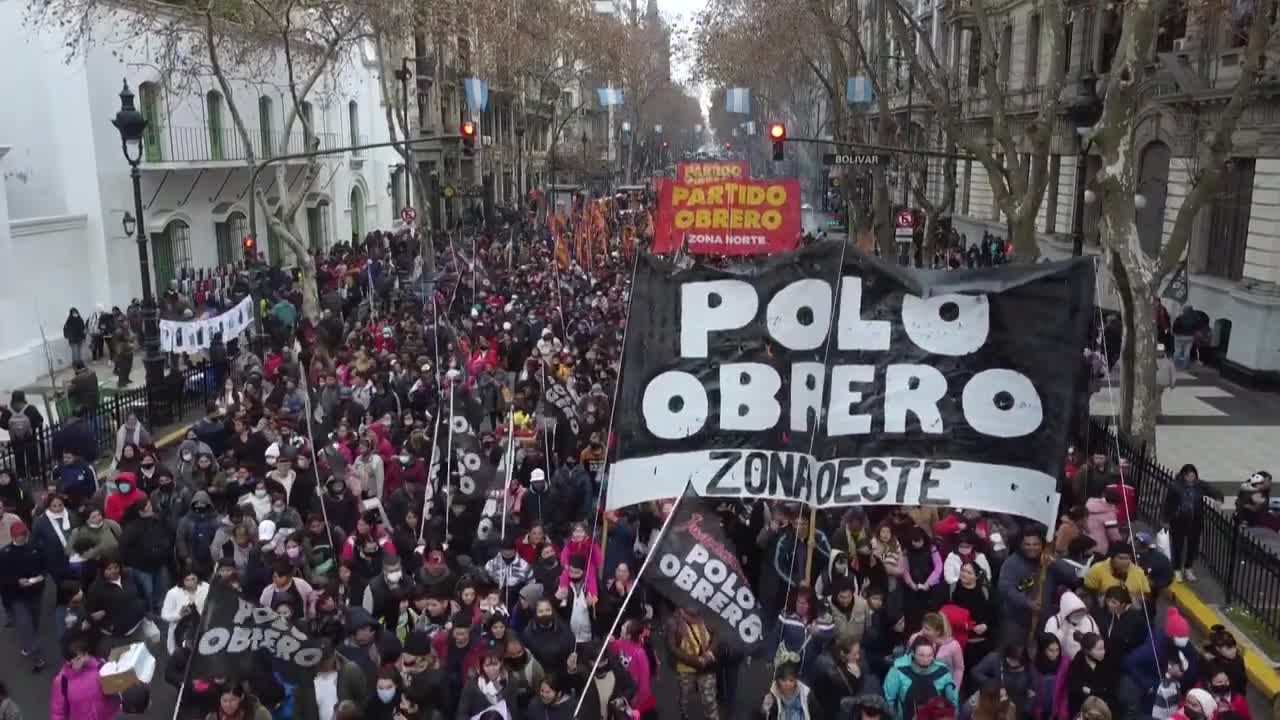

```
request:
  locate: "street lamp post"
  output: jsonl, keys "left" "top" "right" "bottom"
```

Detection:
{"left": 1068, "top": 74, "right": 1103, "bottom": 256}
{"left": 581, "top": 131, "right": 589, "bottom": 183}
{"left": 515, "top": 124, "right": 526, "bottom": 201}
{"left": 393, "top": 59, "right": 414, "bottom": 212}
{"left": 111, "top": 80, "right": 169, "bottom": 423}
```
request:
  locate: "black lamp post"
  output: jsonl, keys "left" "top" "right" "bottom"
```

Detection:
{"left": 393, "top": 59, "right": 414, "bottom": 211}
{"left": 515, "top": 124, "right": 526, "bottom": 200}
{"left": 1068, "top": 74, "right": 1103, "bottom": 256}
{"left": 112, "top": 79, "right": 168, "bottom": 422}
{"left": 581, "top": 130, "right": 589, "bottom": 181}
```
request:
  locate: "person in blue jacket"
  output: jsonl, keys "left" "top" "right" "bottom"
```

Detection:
{"left": 1123, "top": 607, "right": 1198, "bottom": 716}
{"left": 770, "top": 587, "right": 835, "bottom": 683}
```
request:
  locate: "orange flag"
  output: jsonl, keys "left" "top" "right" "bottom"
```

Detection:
{"left": 622, "top": 224, "right": 636, "bottom": 260}
{"left": 555, "top": 233, "right": 570, "bottom": 271}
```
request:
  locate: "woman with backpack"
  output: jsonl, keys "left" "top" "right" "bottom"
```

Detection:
{"left": 0, "top": 391, "right": 44, "bottom": 486}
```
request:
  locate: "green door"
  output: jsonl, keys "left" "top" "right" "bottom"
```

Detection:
{"left": 215, "top": 219, "right": 233, "bottom": 265}
{"left": 307, "top": 206, "right": 323, "bottom": 251}
{"left": 140, "top": 83, "right": 163, "bottom": 162}
{"left": 153, "top": 228, "right": 176, "bottom": 292}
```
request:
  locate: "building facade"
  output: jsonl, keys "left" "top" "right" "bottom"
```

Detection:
{"left": 877, "top": 0, "right": 1280, "bottom": 387}
{"left": 0, "top": 2, "right": 400, "bottom": 389}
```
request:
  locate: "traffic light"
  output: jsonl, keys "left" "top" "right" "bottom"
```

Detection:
{"left": 769, "top": 123, "right": 786, "bottom": 161}
{"left": 242, "top": 234, "right": 256, "bottom": 258}
{"left": 461, "top": 121, "right": 476, "bottom": 156}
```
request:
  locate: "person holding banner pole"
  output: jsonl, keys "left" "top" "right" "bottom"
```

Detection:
{"left": 572, "top": 489, "right": 685, "bottom": 719}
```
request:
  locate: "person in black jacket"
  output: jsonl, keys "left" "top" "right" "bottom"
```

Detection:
{"left": 1161, "top": 463, "right": 1222, "bottom": 582}
{"left": 0, "top": 391, "right": 44, "bottom": 485}
{"left": 0, "top": 521, "right": 48, "bottom": 671}
{"left": 85, "top": 554, "right": 155, "bottom": 656}
{"left": 63, "top": 307, "right": 87, "bottom": 366}
{"left": 810, "top": 635, "right": 877, "bottom": 715}
{"left": 1064, "top": 632, "right": 1119, "bottom": 719}
{"left": 119, "top": 500, "right": 175, "bottom": 615}
{"left": 456, "top": 651, "right": 524, "bottom": 719}
{"left": 1092, "top": 586, "right": 1148, "bottom": 658}
{"left": 575, "top": 639, "right": 638, "bottom": 720}
{"left": 522, "top": 597, "right": 576, "bottom": 672}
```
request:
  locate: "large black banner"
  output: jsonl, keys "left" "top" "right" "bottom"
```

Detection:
{"left": 607, "top": 244, "right": 1094, "bottom": 529}
{"left": 189, "top": 582, "right": 324, "bottom": 682}
{"left": 644, "top": 492, "right": 767, "bottom": 653}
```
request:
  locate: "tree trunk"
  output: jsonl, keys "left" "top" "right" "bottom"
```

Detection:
{"left": 1009, "top": 214, "right": 1037, "bottom": 261}
{"left": 269, "top": 218, "right": 322, "bottom": 320}
{"left": 1126, "top": 282, "right": 1159, "bottom": 448}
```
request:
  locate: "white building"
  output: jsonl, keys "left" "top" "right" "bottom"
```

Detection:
{"left": 0, "top": 2, "right": 401, "bottom": 390}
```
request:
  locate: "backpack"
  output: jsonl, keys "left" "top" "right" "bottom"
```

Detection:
{"left": 190, "top": 516, "right": 220, "bottom": 563}
{"left": 7, "top": 409, "right": 32, "bottom": 440}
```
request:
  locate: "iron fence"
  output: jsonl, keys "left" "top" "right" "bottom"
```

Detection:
{"left": 1, "top": 364, "right": 216, "bottom": 488}
{"left": 1092, "top": 419, "right": 1280, "bottom": 640}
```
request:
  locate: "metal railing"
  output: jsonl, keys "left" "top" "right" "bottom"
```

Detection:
{"left": 1092, "top": 418, "right": 1280, "bottom": 640}
{"left": 143, "top": 125, "right": 343, "bottom": 164}
{"left": 1, "top": 364, "right": 216, "bottom": 485}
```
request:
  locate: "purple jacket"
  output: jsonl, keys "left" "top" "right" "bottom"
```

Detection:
{"left": 50, "top": 657, "right": 121, "bottom": 720}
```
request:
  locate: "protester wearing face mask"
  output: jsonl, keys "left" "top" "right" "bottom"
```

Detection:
{"left": 363, "top": 667, "right": 403, "bottom": 720}
{"left": 238, "top": 479, "right": 273, "bottom": 522}
{"left": 1173, "top": 688, "right": 1219, "bottom": 720}
{"left": 1057, "top": 633, "right": 1117, "bottom": 720}
{"left": 102, "top": 472, "right": 145, "bottom": 524}
{"left": 362, "top": 555, "right": 413, "bottom": 630}
{"left": 1203, "top": 626, "right": 1247, "bottom": 694}
{"left": 160, "top": 567, "right": 209, "bottom": 654}
{"left": 1123, "top": 608, "right": 1198, "bottom": 717}
{"left": 136, "top": 452, "right": 173, "bottom": 494}
{"left": 68, "top": 506, "right": 122, "bottom": 565}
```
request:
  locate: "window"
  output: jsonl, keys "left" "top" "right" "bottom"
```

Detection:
{"left": 215, "top": 212, "right": 248, "bottom": 265}
{"left": 300, "top": 101, "right": 315, "bottom": 151}
{"left": 154, "top": 219, "right": 192, "bottom": 292}
{"left": 1204, "top": 158, "right": 1255, "bottom": 280}
{"left": 350, "top": 185, "right": 366, "bottom": 241}
{"left": 1046, "top": 155, "right": 1060, "bottom": 233}
{"left": 1137, "top": 141, "right": 1172, "bottom": 257}
{"left": 999, "top": 25, "right": 1013, "bottom": 86}
{"left": 458, "top": 36, "right": 471, "bottom": 74}
{"left": 967, "top": 30, "right": 982, "bottom": 88}
{"left": 348, "top": 100, "right": 361, "bottom": 149}
{"left": 391, "top": 166, "right": 406, "bottom": 211}
{"left": 1025, "top": 14, "right": 1041, "bottom": 87}
{"left": 140, "top": 82, "right": 164, "bottom": 162}
{"left": 1099, "top": 9, "right": 1122, "bottom": 73}
{"left": 307, "top": 202, "right": 330, "bottom": 251}
{"left": 1063, "top": 21, "right": 1073, "bottom": 74}
{"left": 259, "top": 96, "right": 274, "bottom": 158}
{"left": 207, "top": 91, "right": 225, "bottom": 160}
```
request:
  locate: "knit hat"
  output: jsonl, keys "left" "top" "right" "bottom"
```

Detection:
{"left": 9, "top": 520, "right": 28, "bottom": 539}
{"left": 518, "top": 583, "right": 544, "bottom": 605}
{"left": 1186, "top": 688, "right": 1217, "bottom": 718}
{"left": 1165, "top": 607, "right": 1191, "bottom": 639}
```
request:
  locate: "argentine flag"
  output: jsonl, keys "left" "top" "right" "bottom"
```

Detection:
{"left": 464, "top": 78, "right": 489, "bottom": 114}
{"left": 725, "top": 87, "right": 750, "bottom": 114}
{"left": 847, "top": 76, "right": 875, "bottom": 105}
{"left": 597, "top": 87, "right": 624, "bottom": 106}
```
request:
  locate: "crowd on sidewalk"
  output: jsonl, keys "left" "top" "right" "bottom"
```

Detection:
{"left": 0, "top": 198, "right": 1270, "bottom": 720}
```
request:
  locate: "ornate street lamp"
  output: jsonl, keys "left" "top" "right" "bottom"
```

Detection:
{"left": 1068, "top": 75, "right": 1103, "bottom": 256}
{"left": 112, "top": 79, "right": 169, "bottom": 422}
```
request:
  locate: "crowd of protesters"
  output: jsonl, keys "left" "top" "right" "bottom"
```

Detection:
{"left": 0, "top": 195, "right": 1267, "bottom": 720}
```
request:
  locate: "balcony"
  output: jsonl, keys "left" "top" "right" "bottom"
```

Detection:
{"left": 140, "top": 125, "right": 343, "bottom": 166}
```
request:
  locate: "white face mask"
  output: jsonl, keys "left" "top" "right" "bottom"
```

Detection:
{"left": 377, "top": 688, "right": 397, "bottom": 704}
{"left": 386, "top": 570, "right": 403, "bottom": 583}
{"left": 254, "top": 488, "right": 267, "bottom": 498}
{"left": 1174, "top": 637, "right": 1189, "bottom": 647}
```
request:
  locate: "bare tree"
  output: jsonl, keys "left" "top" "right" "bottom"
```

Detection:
{"left": 34, "top": 0, "right": 368, "bottom": 318}
{"left": 1089, "top": 0, "right": 1278, "bottom": 445}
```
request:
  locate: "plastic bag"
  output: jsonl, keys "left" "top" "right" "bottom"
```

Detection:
{"left": 1156, "top": 528, "right": 1173, "bottom": 559}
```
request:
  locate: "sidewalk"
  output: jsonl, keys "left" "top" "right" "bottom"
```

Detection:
{"left": 1089, "top": 365, "right": 1280, "bottom": 502}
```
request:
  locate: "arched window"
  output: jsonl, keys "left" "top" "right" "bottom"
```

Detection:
{"left": 207, "top": 91, "right": 225, "bottom": 160}
{"left": 259, "top": 96, "right": 275, "bottom": 158}
{"left": 348, "top": 100, "right": 361, "bottom": 149}
{"left": 307, "top": 199, "right": 331, "bottom": 251}
{"left": 1137, "top": 141, "right": 1171, "bottom": 258}
{"left": 215, "top": 211, "right": 248, "bottom": 265}
{"left": 139, "top": 82, "right": 164, "bottom": 162}
{"left": 350, "top": 185, "right": 366, "bottom": 241}
{"left": 155, "top": 219, "right": 192, "bottom": 292}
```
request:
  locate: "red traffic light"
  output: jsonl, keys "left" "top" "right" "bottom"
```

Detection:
{"left": 769, "top": 123, "right": 786, "bottom": 140}
{"left": 242, "top": 235, "right": 255, "bottom": 250}
{"left": 461, "top": 121, "right": 476, "bottom": 138}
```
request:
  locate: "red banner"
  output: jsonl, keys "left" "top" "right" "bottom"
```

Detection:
{"left": 653, "top": 177, "right": 802, "bottom": 255}
{"left": 675, "top": 161, "right": 750, "bottom": 186}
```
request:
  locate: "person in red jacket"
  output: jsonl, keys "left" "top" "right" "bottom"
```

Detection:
{"left": 104, "top": 472, "right": 146, "bottom": 523}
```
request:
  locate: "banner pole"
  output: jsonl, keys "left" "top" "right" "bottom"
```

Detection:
{"left": 443, "top": 385, "right": 456, "bottom": 547}
{"left": 573, "top": 491, "right": 686, "bottom": 719}
{"left": 804, "top": 502, "right": 819, "bottom": 587}
{"left": 500, "top": 406, "right": 515, "bottom": 540}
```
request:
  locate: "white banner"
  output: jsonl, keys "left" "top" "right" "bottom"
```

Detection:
{"left": 159, "top": 296, "right": 253, "bottom": 353}
{"left": 606, "top": 449, "right": 1061, "bottom": 532}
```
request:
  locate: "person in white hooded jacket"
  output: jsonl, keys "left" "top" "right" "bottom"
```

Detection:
{"left": 160, "top": 568, "right": 209, "bottom": 653}
{"left": 1044, "top": 590, "right": 1100, "bottom": 660}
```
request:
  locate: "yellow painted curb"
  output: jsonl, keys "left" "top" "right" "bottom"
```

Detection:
{"left": 1170, "top": 581, "right": 1280, "bottom": 701}
{"left": 155, "top": 423, "right": 195, "bottom": 450}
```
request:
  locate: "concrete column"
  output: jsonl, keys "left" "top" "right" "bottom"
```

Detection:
{"left": 1242, "top": 158, "right": 1280, "bottom": 291}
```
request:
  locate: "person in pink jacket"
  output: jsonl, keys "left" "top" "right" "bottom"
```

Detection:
{"left": 1084, "top": 495, "right": 1119, "bottom": 556}
{"left": 611, "top": 619, "right": 657, "bottom": 718}
{"left": 50, "top": 636, "right": 120, "bottom": 720}
{"left": 557, "top": 521, "right": 602, "bottom": 598}
{"left": 910, "top": 610, "right": 966, "bottom": 690}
